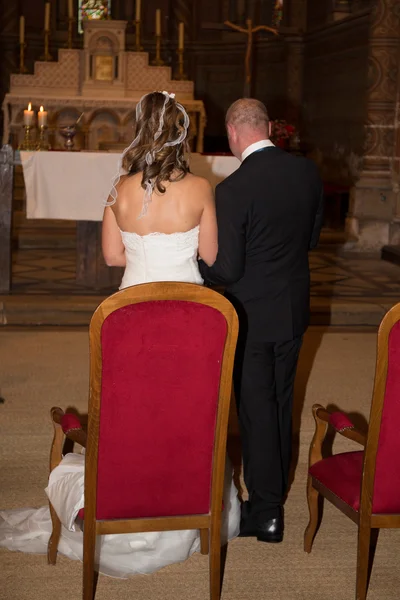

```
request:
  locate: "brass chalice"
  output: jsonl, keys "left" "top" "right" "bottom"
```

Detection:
{"left": 59, "top": 125, "right": 77, "bottom": 151}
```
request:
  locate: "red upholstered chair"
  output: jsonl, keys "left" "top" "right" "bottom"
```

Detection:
{"left": 304, "top": 302, "right": 400, "bottom": 600}
{"left": 47, "top": 282, "right": 238, "bottom": 600}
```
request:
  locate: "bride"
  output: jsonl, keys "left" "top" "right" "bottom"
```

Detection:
{"left": 102, "top": 90, "right": 218, "bottom": 285}
{"left": 0, "top": 91, "right": 240, "bottom": 578}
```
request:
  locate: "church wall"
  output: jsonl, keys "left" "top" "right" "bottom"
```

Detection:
{"left": 302, "top": 8, "right": 371, "bottom": 184}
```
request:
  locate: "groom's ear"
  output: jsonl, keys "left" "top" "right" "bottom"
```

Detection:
{"left": 268, "top": 121, "right": 272, "bottom": 138}
{"left": 226, "top": 122, "right": 235, "bottom": 141}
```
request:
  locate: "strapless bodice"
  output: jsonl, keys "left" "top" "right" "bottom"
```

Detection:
{"left": 119, "top": 225, "right": 203, "bottom": 289}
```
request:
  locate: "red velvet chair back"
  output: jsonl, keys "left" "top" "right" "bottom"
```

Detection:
{"left": 368, "top": 314, "right": 400, "bottom": 513}
{"left": 86, "top": 283, "right": 238, "bottom": 523}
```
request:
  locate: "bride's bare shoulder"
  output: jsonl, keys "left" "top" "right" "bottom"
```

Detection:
{"left": 183, "top": 173, "right": 213, "bottom": 192}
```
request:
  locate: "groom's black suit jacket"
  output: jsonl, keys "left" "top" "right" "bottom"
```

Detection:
{"left": 199, "top": 147, "right": 323, "bottom": 342}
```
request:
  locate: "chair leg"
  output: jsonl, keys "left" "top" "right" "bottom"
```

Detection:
{"left": 304, "top": 475, "right": 320, "bottom": 553}
{"left": 356, "top": 523, "right": 378, "bottom": 600}
{"left": 200, "top": 529, "right": 209, "bottom": 555}
{"left": 47, "top": 501, "right": 62, "bottom": 565}
{"left": 83, "top": 521, "right": 97, "bottom": 600}
{"left": 209, "top": 523, "right": 222, "bottom": 600}
{"left": 48, "top": 408, "right": 65, "bottom": 566}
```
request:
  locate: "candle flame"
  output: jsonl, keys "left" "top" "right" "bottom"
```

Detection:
{"left": 40, "top": 106, "right": 44, "bottom": 112}
{"left": 28, "top": 103, "right": 32, "bottom": 111}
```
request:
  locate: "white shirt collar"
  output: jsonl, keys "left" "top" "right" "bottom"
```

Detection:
{"left": 241, "top": 139, "right": 275, "bottom": 162}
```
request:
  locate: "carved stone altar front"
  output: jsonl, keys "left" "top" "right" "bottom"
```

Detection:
{"left": 2, "top": 20, "right": 206, "bottom": 153}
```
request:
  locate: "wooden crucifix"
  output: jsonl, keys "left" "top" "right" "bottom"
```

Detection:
{"left": 224, "top": 19, "right": 278, "bottom": 97}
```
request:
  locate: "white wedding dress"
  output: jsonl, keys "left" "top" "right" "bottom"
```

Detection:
{"left": 0, "top": 225, "right": 240, "bottom": 578}
{"left": 119, "top": 225, "right": 204, "bottom": 288}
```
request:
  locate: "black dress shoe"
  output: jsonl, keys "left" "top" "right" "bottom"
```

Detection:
{"left": 256, "top": 515, "right": 284, "bottom": 543}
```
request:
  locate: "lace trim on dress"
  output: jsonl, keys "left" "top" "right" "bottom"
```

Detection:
{"left": 119, "top": 225, "right": 199, "bottom": 238}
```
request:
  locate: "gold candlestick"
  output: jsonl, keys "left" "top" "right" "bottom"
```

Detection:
{"left": 67, "top": 17, "right": 75, "bottom": 49}
{"left": 175, "top": 49, "right": 187, "bottom": 81}
{"left": 40, "top": 30, "right": 53, "bottom": 61}
{"left": 151, "top": 35, "right": 164, "bottom": 66}
{"left": 19, "top": 125, "right": 36, "bottom": 151}
{"left": 135, "top": 20, "right": 143, "bottom": 52}
{"left": 19, "top": 43, "right": 28, "bottom": 73}
{"left": 36, "top": 125, "right": 50, "bottom": 151}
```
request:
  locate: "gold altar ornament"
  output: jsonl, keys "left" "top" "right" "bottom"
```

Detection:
{"left": 95, "top": 55, "right": 114, "bottom": 80}
{"left": 23, "top": 103, "right": 34, "bottom": 126}
{"left": 37, "top": 119, "right": 51, "bottom": 152}
{"left": 41, "top": 4, "right": 53, "bottom": 62}
{"left": 20, "top": 103, "right": 36, "bottom": 151}
{"left": 175, "top": 22, "right": 186, "bottom": 80}
{"left": 38, "top": 106, "right": 48, "bottom": 128}
{"left": 152, "top": 9, "right": 164, "bottom": 66}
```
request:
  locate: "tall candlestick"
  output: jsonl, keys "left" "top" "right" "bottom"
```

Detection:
{"left": 45, "top": 2, "right": 50, "bottom": 31}
{"left": 68, "top": 0, "right": 74, "bottom": 19}
{"left": 24, "top": 103, "right": 34, "bottom": 126}
{"left": 135, "top": 0, "right": 141, "bottom": 22}
{"left": 19, "top": 16, "right": 25, "bottom": 45}
{"left": 152, "top": 10, "right": 164, "bottom": 66}
{"left": 156, "top": 9, "right": 161, "bottom": 36}
{"left": 179, "top": 22, "right": 184, "bottom": 51}
{"left": 135, "top": 0, "right": 143, "bottom": 52}
{"left": 38, "top": 106, "right": 48, "bottom": 128}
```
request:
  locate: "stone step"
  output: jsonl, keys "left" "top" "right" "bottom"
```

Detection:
{"left": 0, "top": 293, "right": 394, "bottom": 328}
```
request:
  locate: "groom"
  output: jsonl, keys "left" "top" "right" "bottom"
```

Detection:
{"left": 199, "top": 99, "right": 323, "bottom": 543}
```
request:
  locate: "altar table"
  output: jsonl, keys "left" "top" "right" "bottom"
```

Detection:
{"left": 20, "top": 152, "right": 240, "bottom": 221}
{"left": 20, "top": 152, "right": 240, "bottom": 290}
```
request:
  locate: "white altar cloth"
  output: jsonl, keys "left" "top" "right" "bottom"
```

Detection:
{"left": 20, "top": 152, "right": 240, "bottom": 221}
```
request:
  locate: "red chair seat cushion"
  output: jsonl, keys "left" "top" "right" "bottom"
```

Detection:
{"left": 309, "top": 451, "right": 364, "bottom": 511}
{"left": 310, "top": 450, "right": 400, "bottom": 514}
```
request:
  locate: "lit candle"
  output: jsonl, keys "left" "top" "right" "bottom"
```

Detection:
{"left": 179, "top": 22, "right": 184, "bottom": 51}
{"left": 38, "top": 106, "right": 48, "bottom": 128}
{"left": 155, "top": 9, "right": 161, "bottom": 36}
{"left": 68, "top": 0, "right": 73, "bottom": 19}
{"left": 44, "top": 2, "right": 50, "bottom": 32}
{"left": 24, "top": 103, "right": 34, "bottom": 126}
{"left": 135, "top": 0, "right": 141, "bottom": 21}
{"left": 19, "top": 16, "right": 25, "bottom": 45}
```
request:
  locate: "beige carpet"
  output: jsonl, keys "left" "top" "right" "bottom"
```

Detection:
{"left": 0, "top": 328, "right": 399, "bottom": 600}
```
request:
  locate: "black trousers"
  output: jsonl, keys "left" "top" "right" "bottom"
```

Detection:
{"left": 234, "top": 334, "right": 303, "bottom": 521}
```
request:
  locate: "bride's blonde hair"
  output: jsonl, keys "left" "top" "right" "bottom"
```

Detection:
{"left": 122, "top": 92, "right": 190, "bottom": 195}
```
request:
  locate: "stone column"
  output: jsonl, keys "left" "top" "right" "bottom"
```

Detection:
{"left": 346, "top": 0, "right": 400, "bottom": 251}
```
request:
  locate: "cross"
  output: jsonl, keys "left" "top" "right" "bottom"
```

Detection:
{"left": 224, "top": 19, "right": 278, "bottom": 97}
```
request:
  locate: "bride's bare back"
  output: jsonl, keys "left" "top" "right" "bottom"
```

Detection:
{"left": 103, "top": 171, "right": 218, "bottom": 267}
{"left": 115, "top": 172, "right": 212, "bottom": 233}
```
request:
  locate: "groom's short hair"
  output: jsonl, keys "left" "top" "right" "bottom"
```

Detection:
{"left": 226, "top": 99, "right": 269, "bottom": 134}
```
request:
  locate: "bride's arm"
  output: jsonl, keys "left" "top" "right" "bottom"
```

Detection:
{"left": 102, "top": 206, "right": 126, "bottom": 267}
{"left": 198, "top": 181, "right": 218, "bottom": 266}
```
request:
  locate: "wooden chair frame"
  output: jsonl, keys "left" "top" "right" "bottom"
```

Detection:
{"left": 48, "top": 282, "right": 239, "bottom": 600}
{"left": 304, "top": 302, "right": 400, "bottom": 600}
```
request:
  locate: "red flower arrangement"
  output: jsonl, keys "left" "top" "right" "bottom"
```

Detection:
{"left": 270, "top": 120, "right": 296, "bottom": 149}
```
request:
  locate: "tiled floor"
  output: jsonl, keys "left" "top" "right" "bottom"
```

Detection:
{"left": 10, "top": 245, "right": 400, "bottom": 299}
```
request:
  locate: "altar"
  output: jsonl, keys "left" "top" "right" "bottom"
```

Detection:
{"left": 20, "top": 151, "right": 239, "bottom": 221}
{"left": 2, "top": 20, "right": 206, "bottom": 153}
